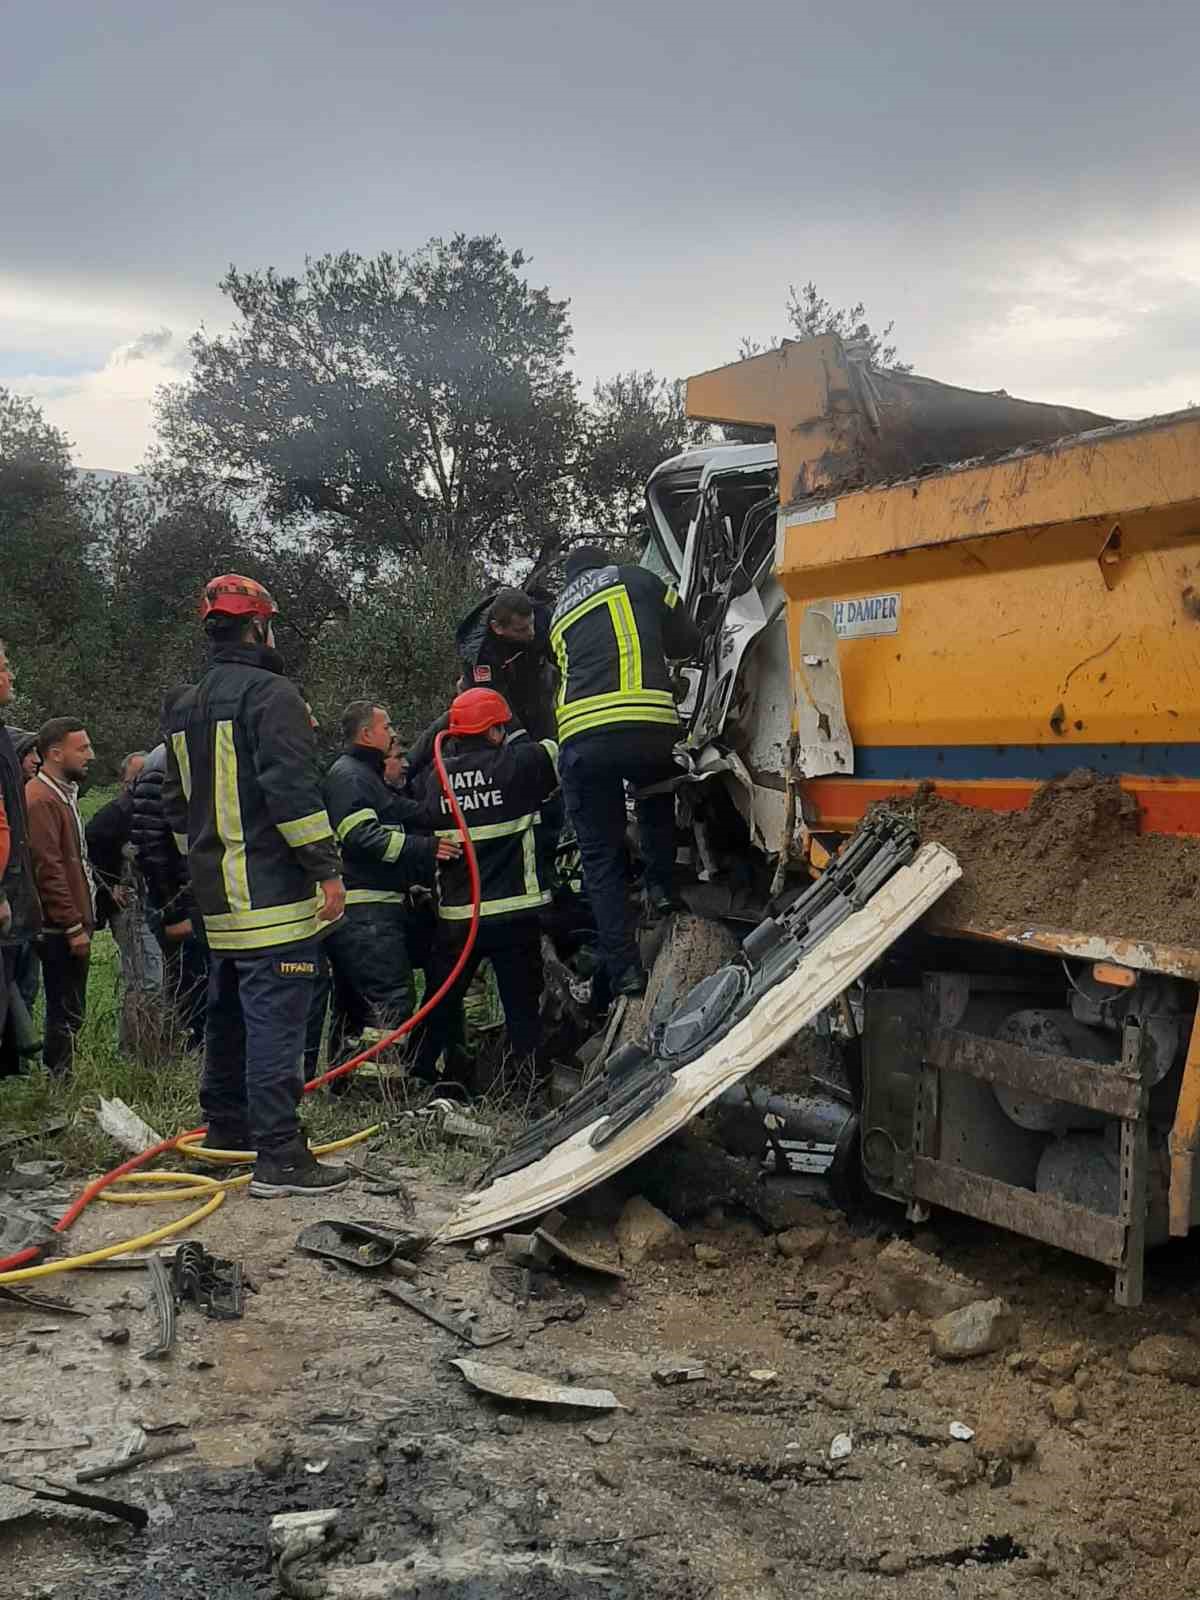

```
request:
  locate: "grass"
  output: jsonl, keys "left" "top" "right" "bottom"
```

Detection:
{"left": 1, "top": 931, "right": 527, "bottom": 1183}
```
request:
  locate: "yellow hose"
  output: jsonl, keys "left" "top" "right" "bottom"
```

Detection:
{"left": 0, "top": 1124, "right": 384, "bottom": 1284}
{"left": 0, "top": 1184, "right": 227, "bottom": 1284}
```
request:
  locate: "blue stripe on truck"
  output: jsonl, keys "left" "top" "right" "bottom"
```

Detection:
{"left": 854, "top": 744, "right": 1200, "bottom": 781}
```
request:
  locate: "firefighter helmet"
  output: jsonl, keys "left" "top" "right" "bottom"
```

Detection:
{"left": 447, "top": 687, "right": 512, "bottom": 736}
{"left": 200, "top": 573, "right": 278, "bottom": 620}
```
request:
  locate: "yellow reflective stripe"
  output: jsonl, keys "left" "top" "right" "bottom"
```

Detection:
{"left": 336, "top": 807, "right": 377, "bottom": 842}
{"left": 344, "top": 888, "right": 406, "bottom": 906}
{"left": 439, "top": 889, "right": 550, "bottom": 920}
{"left": 540, "top": 738, "right": 560, "bottom": 773}
{"left": 522, "top": 823, "right": 538, "bottom": 897}
{"left": 435, "top": 811, "right": 538, "bottom": 843}
{"left": 548, "top": 587, "right": 617, "bottom": 646}
{"left": 559, "top": 705, "right": 680, "bottom": 742}
{"left": 664, "top": 585, "right": 680, "bottom": 609}
{"left": 170, "top": 731, "right": 192, "bottom": 801}
{"left": 205, "top": 893, "right": 322, "bottom": 932}
{"left": 557, "top": 689, "right": 676, "bottom": 737}
{"left": 277, "top": 809, "right": 334, "bottom": 848}
{"left": 204, "top": 909, "right": 326, "bottom": 951}
{"left": 607, "top": 589, "right": 642, "bottom": 692}
{"left": 381, "top": 828, "right": 406, "bottom": 864}
{"left": 214, "top": 719, "right": 251, "bottom": 913}
{"left": 172, "top": 832, "right": 189, "bottom": 855}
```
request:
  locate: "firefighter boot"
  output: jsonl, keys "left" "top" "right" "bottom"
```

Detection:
{"left": 249, "top": 1136, "right": 352, "bottom": 1198}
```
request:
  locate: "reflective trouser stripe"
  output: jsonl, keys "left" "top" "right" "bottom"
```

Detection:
{"left": 344, "top": 889, "right": 406, "bottom": 906}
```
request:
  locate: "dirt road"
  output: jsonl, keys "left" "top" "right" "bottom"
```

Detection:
{"left": 5, "top": 1152, "right": 1200, "bottom": 1600}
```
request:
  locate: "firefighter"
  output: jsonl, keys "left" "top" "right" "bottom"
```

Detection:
{"left": 164, "top": 574, "right": 350, "bottom": 1196}
{"left": 323, "top": 699, "right": 457, "bottom": 1058}
{"left": 410, "top": 688, "right": 559, "bottom": 1091}
{"left": 550, "top": 545, "right": 700, "bottom": 997}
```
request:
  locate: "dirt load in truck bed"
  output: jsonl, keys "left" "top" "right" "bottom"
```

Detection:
{"left": 904, "top": 770, "right": 1200, "bottom": 949}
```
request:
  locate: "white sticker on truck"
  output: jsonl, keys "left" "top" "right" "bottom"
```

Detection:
{"left": 828, "top": 593, "right": 901, "bottom": 638}
{"left": 785, "top": 501, "right": 837, "bottom": 528}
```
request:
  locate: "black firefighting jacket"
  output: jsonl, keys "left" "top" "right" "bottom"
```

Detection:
{"left": 549, "top": 563, "right": 699, "bottom": 745}
{"left": 164, "top": 643, "right": 340, "bottom": 955}
{"left": 413, "top": 731, "right": 559, "bottom": 927}
{"left": 323, "top": 745, "right": 436, "bottom": 905}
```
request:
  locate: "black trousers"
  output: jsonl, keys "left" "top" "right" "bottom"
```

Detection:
{"left": 326, "top": 902, "right": 416, "bottom": 1061}
{"left": 39, "top": 933, "right": 90, "bottom": 1078}
{"left": 413, "top": 918, "right": 543, "bottom": 1085}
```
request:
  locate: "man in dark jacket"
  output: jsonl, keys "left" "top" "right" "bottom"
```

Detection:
{"left": 551, "top": 545, "right": 701, "bottom": 998}
{"left": 455, "top": 587, "right": 557, "bottom": 742}
{"left": 130, "top": 687, "right": 207, "bottom": 1050}
{"left": 322, "top": 700, "right": 446, "bottom": 1059}
{"left": 410, "top": 687, "right": 559, "bottom": 1090}
{"left": 0, "top": 644, "right": 42, "bottom": 1078}
{"left": 26, "top": 718, "right": 97, "bottom": 1077}
{"left": 164, "top": 573, "right": 348, "bottom": 1196}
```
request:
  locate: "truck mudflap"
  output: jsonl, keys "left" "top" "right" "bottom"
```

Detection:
{"left": 437, "top": 820, "right": 961, "bottom": 1244}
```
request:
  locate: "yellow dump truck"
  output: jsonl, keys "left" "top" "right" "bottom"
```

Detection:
{"left": 638, "top": 334, "right": 1200, "bottom": 1304}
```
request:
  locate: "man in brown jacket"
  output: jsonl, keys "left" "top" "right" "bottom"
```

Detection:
{"left": 26, "top": 718, "right": 97, "bottom": 1077}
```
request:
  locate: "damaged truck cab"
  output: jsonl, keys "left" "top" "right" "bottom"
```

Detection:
{"left": 642, "top": 334, "right": 1200, "bottom": 1304}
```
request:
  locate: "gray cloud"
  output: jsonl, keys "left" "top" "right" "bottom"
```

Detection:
{"left": 3, "top": 0, "right": 1198, "bottom": 465}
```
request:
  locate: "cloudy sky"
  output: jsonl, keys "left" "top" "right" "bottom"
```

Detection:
{"left": 3, "top": 0, "right": 1198, "bottom": 469}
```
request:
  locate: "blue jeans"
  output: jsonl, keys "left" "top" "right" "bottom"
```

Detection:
{"left": 559, "top": 726, "right": 678, "bottom": 982}
{"left": 202, "top": 939, "right": 319, "bottom": 1151}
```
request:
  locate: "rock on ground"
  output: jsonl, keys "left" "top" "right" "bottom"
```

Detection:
{"left": 870, "top": 1238, "right": 980, "bottom": 1320}
{"left": 930, "top": 1298, "right": 1019, "bottom": 1361}
{"left": 1127, "top": 1334, "right": 1200, "bottom": 1384}
{"left": 615, "top": 1196, "right": 688, "bottom": 1267}
{"left": 775, "top": 1225, "right": 828, "bottom": 1262}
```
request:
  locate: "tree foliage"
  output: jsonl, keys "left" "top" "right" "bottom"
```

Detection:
{"left": 577, "top": 372, "right": 711, "bottom": 550}
{"left": 156, "top": 235, "right": 580, "bottom": 574}
{"left": 740, "top": 280, "right": 912, "bottom": 372}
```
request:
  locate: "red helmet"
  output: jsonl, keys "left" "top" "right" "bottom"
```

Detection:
{"left": 200, "top": 573, "right": 278, "bottom": 620}
{"left": 447, "top": 687, "right": 512, "bottom": 736}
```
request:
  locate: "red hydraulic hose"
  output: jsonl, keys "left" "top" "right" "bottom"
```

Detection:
{"left": 0, "top": 728, "right": 481, "bottom": 1274}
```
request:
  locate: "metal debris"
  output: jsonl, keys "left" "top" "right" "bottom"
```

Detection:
{"left": 0, "top": 1285, "right": 87, "bottom": 1317}
{"left": 379, "top": 1282, "right": 511, "bottom": 1348}
{"left": 652, "top": 1362, "right": 707, "bottom": 1386}
{"left": 173, "top": 1241, "right": 244, "bottom": 1319}
{"left": 75, "top": 1441, "right": 195, "bottom": 1483}
{"left": 297, "top": 1220, "right": 397, "bottom": 1272}
{"left": 450, "top": 1358, "right": 624, "bottom": 1411}
{"left": 0, "top": 1472, "right": 149, "bottom": 1529}
{"left": 141, "top": 1256, "right": 176, "bottom": 1361}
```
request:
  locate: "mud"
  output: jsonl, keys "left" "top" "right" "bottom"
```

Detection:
{"left": 909, "top": 770, "right": 1200, "bottom": 948}
{"left": 14, "top": 1151, "right": 1200, "bottom": 1599}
